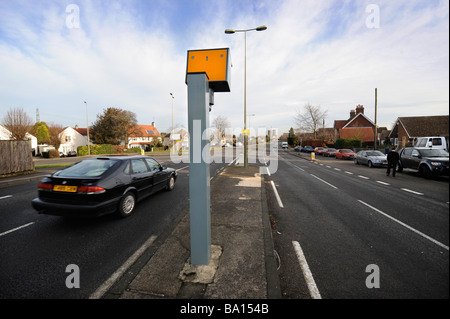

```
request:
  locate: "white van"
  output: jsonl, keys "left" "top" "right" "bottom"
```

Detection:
{"left": 414, "top": 137, "right": 448, "bottom": 151}
{"left": 281, "top": 142, "right": 288, "bottom": 149}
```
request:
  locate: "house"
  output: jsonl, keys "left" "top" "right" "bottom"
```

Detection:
{"left": 163, "top": 127, "right": 189, "bottom": 151}
{"left": 388, "top": 115, "right": 449, "bottom": 147}
{"left": 334, "top": 105, "right": 376, "bottom": 145}
{"left": 58, "top": 125, "right": 90, "bottom": 155}
{"left": 0, "top": 124, "right": 38, "bottom": 154}
{"left": 127, "top": 122, "right": 162, "bottom": 150}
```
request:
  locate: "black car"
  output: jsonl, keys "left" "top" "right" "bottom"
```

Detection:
{"left": 302, "top": 146, "right": 314, "bottom": 153}
{"left": 398, "top": 147, "right": 449, "bottom": 178}
{"left": 32, "top": 156, "right": 177, "bottom": 218}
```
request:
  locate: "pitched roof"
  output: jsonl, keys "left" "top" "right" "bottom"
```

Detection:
{"left": 334, "top": 120, "right": 347, "bottom": 130}
{"left": 339, "top": 127, "right": 375, "bottom": 142}
{"left": 342, "top": 112, "right": 374, "bottom": 129}
{"left": 129, "top": 124, "right": 161, "bottom": 137}
{"left": 396, "top": 116, "right": 449, "bottom": 138}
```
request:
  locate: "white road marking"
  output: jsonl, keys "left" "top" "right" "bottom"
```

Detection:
{"left": 345, "top": 171, "right": 353, "bottom": 175}
{"left": 310, "top": 174, "right": 338, "bottom": 189}
{"left": 0, "top": 195, "right": 13, "bottom": 200}
{"left": 401, "top": 188, "right": 424, "bottom": 196}
{"left": 0, "top": 222, "right": 35, "bottom": 237}
{"left": 292, "top": 241, "right": 322, "bottom": 299}
{"left": 175, "top": 165, "right": 189, "bottom": 172}
{"left": 358, "top": 200, "right": 448, "bottom": 251}
{"left": 358, "top": 175, "right": 369, "bottom": 179}
{"left": 270, "top": 181, "right": 284, "bottom": 208}
{"left": 376, "top": 181, "right": 390, "bottom": 186}
{"left": 89, "top": 234, "right": 158, "bottom": 299}
{"left": 334, "top": 168, "right": 341, "bottom": 171}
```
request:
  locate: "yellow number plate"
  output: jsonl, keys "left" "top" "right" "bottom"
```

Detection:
{"left": 53, "top": 185, "right": 78, "bottom": 192}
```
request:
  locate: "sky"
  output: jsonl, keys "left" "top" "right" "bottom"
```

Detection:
{"left": 0, "top": 0, "right": 448, "bottom": 136}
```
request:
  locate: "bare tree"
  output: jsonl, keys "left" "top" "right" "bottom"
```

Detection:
{"left": 212, "top": 115, "right": 230, "bottom": 138}
{"left": 48, "top": 122, "right": 64, "bottom": 151}
{"left": 1, "top": 107, "right": 33, "bottom": 140}
{"left": 294, "top": 103, "right": 328, "bottom": 139}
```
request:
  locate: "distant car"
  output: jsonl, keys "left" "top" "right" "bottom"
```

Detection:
{"left": 398, "top": 147, "right": 449, "bottom": 178}
{"left": 31, "top": 156, "right": 177, "bottom": 218}
{"left": 67, "top": 151, "right": 77, "bottom": 157}
{"left": 294, "top": 146, "right": 302, "bottom": 152}
{"left": 323, "top": 148, "right": 337, "bottom": 157}
{"left": 282, "top": 142, "right": 288, "bottom": 149}
{"left": 335, "top": 149, "right": 356, "bottom": 160}
{"left": 354, "top": 150, "right": 388, "bottom": 167}
{"left": 302, "top": 146, "right": 314, "bottom": 153}
{"left": 59, "top": 152, "right": 65, "bottom": 158}
{"left": 314, "top": 147, "right": 327, "bottom": 155}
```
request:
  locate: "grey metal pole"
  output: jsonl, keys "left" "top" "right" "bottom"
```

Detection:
{"left": 187, "top": 72, "right": 211, "bottom": 265}
{"left": 84, "top": 101, "right": 90, "bottom": 156}
{"left": 244, "top": 31, "right": 248, "bottom": 168}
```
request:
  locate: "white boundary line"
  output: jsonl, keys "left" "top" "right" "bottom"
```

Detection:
{"left": 0, "top": 222, "right": 35, "bottom": 237}
{"left": 310, "top": 174, "right": 338, "bottom": 189}
{"left": 270, "top": 181, "right": 284, "bottom": 208}
{"left": 89, "top": 234, "right": 158, "bottom": 299}
{"left": 358, "top": 200, "right": 448, "bottom": 250}
{"left": 401, "top": 188, "right": 424, "bottom": 196}
{"left": 0, "top": 195, "right": 13, "bottom": 200}
{"left": 292, "top": 241, "right": 322, "bottom": 299}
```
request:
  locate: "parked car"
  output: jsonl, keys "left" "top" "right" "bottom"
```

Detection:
{"left": 335, "top": 149, "right": 356, "bottom": 160}
{"left": 314, "top": 147, "right": 327, "bottom": 155}
{"left": 31, "top": 156, "right": 177, "bottom": 218}
{"left": 354, "top": 150, "right": 388, "bottom": 167}
{"left": 294, "top": 146, "right": 302, "bottom": 152}
{"left": 67, "top": 150, "right": 77, "bottom": 157}
{"left": 414, "top": 137, "right": 448, "bottom": 151}
{"left": 323, "top": 148, "right": 337, "bottom": 157}
{"left": 302, "top": 146, "right": 314, "bottom": 153}
{"left": 398, "top": 147, "right": 449, "bottom": 178}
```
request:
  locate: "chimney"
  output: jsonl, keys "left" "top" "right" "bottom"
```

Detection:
{"left": 349, "top": 110, "right": 356, "bottom": 119}
{"left": 151, "top": 121, "right": 155, "bottom": 127}
{"left": 356, "top": 104, "right": 364, "bottom": 114}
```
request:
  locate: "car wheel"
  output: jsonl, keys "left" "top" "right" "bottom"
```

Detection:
{"left": 420, "top": 165, "right": 431, "bottom": 179}
{"left": 368, "top": 161, "right": 373, "bottom": 168}
{"left": 117, "top": 192, "right": 136, "bottom": 218}
{"left": 166, "top": 175, "right": 175, "bottom": 191}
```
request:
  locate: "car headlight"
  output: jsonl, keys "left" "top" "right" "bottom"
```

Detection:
{"left": 430, "top": 162, "right": 442, "bottom": 166}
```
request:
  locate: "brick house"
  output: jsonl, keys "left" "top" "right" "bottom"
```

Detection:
{"left": 388, "top": 115, "right": 449, "bottom": 147}
{"left": 334, "top": 105, "right": 376, "bottom": 146}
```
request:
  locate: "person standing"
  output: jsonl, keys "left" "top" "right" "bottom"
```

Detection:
{"left": 386, "top": 147, "right": 400, "bottom": 177}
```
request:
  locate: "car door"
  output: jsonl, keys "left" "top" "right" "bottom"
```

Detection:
{"left": 130, "top": 158, "right": 153, "bottom": 198}
{"left": 145, "top": 158, "right": 167, "bottom": 192}
{"left": 410, "top": 149, "right": 421, "bottom": 170}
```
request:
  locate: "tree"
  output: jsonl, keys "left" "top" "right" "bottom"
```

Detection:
{"left": 91, "top": 107, "right": 138, "bottom": 145}
{"left": 1, "top": 107, "right": 33, "bottom": 140}
{"left": 287, "top": 127, "right": 297, "bottom": 146}
{"left": 212, "top": 115, "right": 230, "bottom": 138}
{"left": 32, "top": 122, "right": 50, "bottom": 144}
{"left": 294, "top": 103, "right": 328, "bottom": 139}
{"left": 47, "top": 122, "right": 64, "bottom": 151}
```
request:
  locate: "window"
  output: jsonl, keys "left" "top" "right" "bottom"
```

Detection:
{"left": 403, "top": 149, "right": 412, "bottom": 156}
{"left": 432, "top": 138, "right": 442, "bottom": 146}
{"left": 54, "top": 159, "right": 119, "bottom": 177}
{"left": 131, "top": 159, "right": 149, "bottom": 174}
{"left": 411, "top": 150, "right": 420, "bottom": 157}
{"left": 145, "top": 158, "right": 160, "bottom": 171}
{"left": 65, "top": 136, "right": 71, "bottom": 142}
{"left": 146, "top": 130, "right": 154, "bottom": 135}
{"left": 416, "top": 139, "right": 427, "bottom": 147}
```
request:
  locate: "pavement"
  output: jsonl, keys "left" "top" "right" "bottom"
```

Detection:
{"left": 102, "top": 164, "right": 281, "bottom": 299}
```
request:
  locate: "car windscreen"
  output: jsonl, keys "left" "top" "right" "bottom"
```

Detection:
{"left": 54, "top": 159, "right": 120, "bottom": 177}
{"left": 342, "top": 150, "right": 353, "bottom": 153}
{"left": 367, "top": 151, "right": 384, "bottom": 156}
{"left": 420, "top": 149, "right": 449, "bottom": 157}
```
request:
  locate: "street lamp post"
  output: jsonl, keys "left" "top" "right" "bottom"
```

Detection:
{"left": 83, "top": 100, "right": 90, "bottom": 156}
{"left": 225, "top": 25, "right": 267, "bottom": 168}
{"left": 170, "top": 92, "right": 174, "bottom": 152}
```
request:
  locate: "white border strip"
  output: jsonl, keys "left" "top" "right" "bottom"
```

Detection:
{"left": 358, "top": 200, "right": 448, "bottom": 250}
{"left": 310, "top": 174, "right": 338, "bottom": 189}
{"left": 292, "top": 241, "right": 322, "bottom": 299}
{"left": 270, "top": 181, "right": 284, "bottom": 208}
{"left": 89, "top": 234, "right": 158, "bottom": 299}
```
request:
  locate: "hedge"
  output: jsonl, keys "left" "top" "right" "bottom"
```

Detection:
{"left": 334, "top": 138, "right": 362, "bottom": 149}
{"left": 77, "top": 144, "right": 142, "bottom": 156}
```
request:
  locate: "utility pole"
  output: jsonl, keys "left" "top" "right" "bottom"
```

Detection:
{"left": 374, "top": 88, "right": 377, "bottom": 150}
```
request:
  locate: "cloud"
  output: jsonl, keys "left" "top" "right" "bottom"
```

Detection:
{"left": 0, "top": 0, "right": 448, "bottom": 135}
